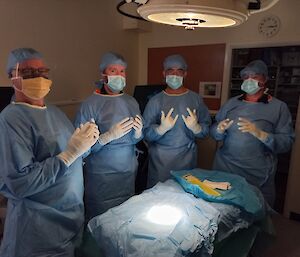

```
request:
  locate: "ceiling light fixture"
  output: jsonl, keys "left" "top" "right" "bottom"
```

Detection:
{"left": 117, "top": 0, "right": 280, "bottom": 30}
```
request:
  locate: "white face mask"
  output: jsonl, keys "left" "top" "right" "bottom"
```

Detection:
{"left": 11, "top": 63, "right": 52, "bottom": 100}
{"left": 241, "top": 78, "right": 261, "bottom": 95}
{"left": 165, "top": 75, "right": 183, "bottom": 89}
{"left": 106, "top": 75, "right": 126, "bottom": 92}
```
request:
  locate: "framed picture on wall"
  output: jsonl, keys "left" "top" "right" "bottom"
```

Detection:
{"left": 199, "top": 81, "right": 221, "bottom": 98}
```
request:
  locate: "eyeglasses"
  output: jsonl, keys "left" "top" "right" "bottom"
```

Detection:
{"left": 14, "top": 67, "right": 50, "bottom": 79}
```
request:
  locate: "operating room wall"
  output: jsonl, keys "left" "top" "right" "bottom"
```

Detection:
{"left": 0, "top": 0, "right": 139, "bottom": 120}
{"left": 137, "top": 0, "right": 300, "bottom": 215}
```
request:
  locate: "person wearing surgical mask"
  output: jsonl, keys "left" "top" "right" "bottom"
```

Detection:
{"left": 210, "top": 59, "right": 295, "bottom": 207}
{"left": 0, "top": 48, "right": 99, "bottom": 257}
{"left": 143, "top": 54, "right": 211, "bottom": 188}
{"left": 75, "top": 52, "right": 143, "bottom": 221}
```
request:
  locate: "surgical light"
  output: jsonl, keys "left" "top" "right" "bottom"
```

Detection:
{"left": 146, "top": 205, "right": 183, "bottom": 225}
{"left": 117, "top": 0, "right": 280, "bottom": 30}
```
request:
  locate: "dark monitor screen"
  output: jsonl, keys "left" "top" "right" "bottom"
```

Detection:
{"left": 133, "top": 85, "right": 166, "bottom": 114}
{"left": 0, "top": 87, "right": 14, "bottom": 112}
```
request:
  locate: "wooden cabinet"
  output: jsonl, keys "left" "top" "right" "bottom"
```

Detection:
{"left": 230, "top": 46, "right": 300, "bottom": 213}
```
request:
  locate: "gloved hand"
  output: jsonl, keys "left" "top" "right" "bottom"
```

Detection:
{"left": 58, "top": 121, "right": 100, "bottom": 166}
{"left": 133, "top": 115, "right": 143, "bottom": 139}
{"left": 216, "top": 118, "right": 234, "bottom": 134}
{"left": 237, "top": 117, "right": 268, "bottom": 141}
{"left": 182, "top": 108, "right": 202, "bottom": 134}
{"left": 98, "top": 117, "right": 134, "bottom": 145}
{"left": 156, "top": 108, "right": 178, "bottom": 135}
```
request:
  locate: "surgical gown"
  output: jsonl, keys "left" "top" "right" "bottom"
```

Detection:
{"left": 210, "top": 96, "right": 295, "bottom": 206}
{"left": 75, "top": 92, "right": 142, "bottom": 220}
{"left": 0, "top": 103, "right": 84, "bottom": 257}
{"left": 143, "top": 90, "right": 211, "bottom": 188}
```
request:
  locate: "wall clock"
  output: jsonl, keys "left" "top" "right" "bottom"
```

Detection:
{"left": 258, "top": 15, "right": 281, "bottom": 38}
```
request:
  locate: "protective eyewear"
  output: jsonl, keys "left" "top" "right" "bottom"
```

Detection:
{"left": 13, "top": 64, "right": 50, "bottom": 79}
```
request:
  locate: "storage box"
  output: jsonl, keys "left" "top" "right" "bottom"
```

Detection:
{"left": 292, "top": 68, "right": 300, "bottom": 76}
{"left": 282, "top": 52, "right": 300, "bottom": 66}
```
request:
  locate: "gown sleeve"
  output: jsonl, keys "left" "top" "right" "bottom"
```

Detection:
{"left": 210, "top": 100, "right": 233, "bottom": 141}
{"left": 0, "top": 116, "right": 69, "bottom": 199}
{"left": 129, "top": 97, "right": 144, "bottom": 144}
{"left": 194, "top": 96, "right": 211, "bottom": 138}
{"left": 143, "top": 96, "right": 166, "bottom": 142}
{"left": 74, "top": 99, "right": 103, "bottom": 155}
{"left": 261, "top": 102, "right": 295, "bottom": 153}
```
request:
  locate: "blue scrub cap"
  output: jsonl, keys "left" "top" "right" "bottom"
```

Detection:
{"left": 163, "top": 54, "right": 187, "bottom": 71}
{"left": 99, "top": 52, "right": 127, "bottom": 73}
{"left": 240, "top": 60, "right": 268, "bottom": 78}
{"left": 6, "top": 48, "right": 43, "bottom": 75}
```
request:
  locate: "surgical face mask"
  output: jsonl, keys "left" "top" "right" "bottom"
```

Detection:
{"left": 166, "top": 75, "right": 183, "bottom": 90}
{"left": 106, "top": 75, "right": 126, "bottom": 93}
{"left": 11, "top": 63, "right": 52, "bottom": 100}
{"left": 12, "top": 76, "right": 52, "bottom": 100}
{"left": 241, "top": 79, "right": 261, "bottom": 95}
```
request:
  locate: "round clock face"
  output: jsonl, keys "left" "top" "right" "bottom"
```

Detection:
{"left": 258, "top": 15, "right": 280, "bottom": 38}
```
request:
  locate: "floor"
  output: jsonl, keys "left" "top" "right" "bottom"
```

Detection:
{"left": 259, "top": 214, "right": 300, "bottom": 257}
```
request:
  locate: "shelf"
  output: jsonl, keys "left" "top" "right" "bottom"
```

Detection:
{"left": 232, "top": 65, "right": 279, "bottom": 68}
{"left": 278, "top": 83, "right": 300, "bottom": 86}
{"left": 281, "top": 65, "right": 300, "bottom": 68}
{"left": 231, "top": 78, "right": 277, "bottom": 81}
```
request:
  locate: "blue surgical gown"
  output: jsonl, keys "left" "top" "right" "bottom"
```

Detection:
{"left": 0, "top": 103, "right": 84, "bottom": 257}
{"left": 143, "top": 90, "right": 211, "bottom": 188}
{"left": 75, "top": 92, "right": 142, "bottom": 220}
{"left": 210, "top": 96, "right": 295, "bottom": 206}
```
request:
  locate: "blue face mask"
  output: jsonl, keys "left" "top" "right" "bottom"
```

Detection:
{"left": 241, "top": 79, "right": 260, "bottom": 95}
{"left": 166, "top": 75, "right": 183, "bottom": 90}
{"left": 107, "top": 75, "right": 126, "bottom": 93}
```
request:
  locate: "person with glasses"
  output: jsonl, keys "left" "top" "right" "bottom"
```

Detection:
{"left": 0, "top": 48, "right": 99, "bottom": 257}
{"left": 210, "top": 60, "right": 295, "bottom": 206}
{"left": 74, "top": 52, "right": 143, "bottom": 220}
{"left": 143, "top": 54, "right": 211, "bottom": 188}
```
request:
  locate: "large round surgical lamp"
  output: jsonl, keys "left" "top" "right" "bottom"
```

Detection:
{"left": 118, "top": 0, "right": 280, "bottom": 30}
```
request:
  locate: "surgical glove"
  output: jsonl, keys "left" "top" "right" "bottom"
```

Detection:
{"left": 237, "top": 117, "right": 268, "bottom": 141}
{"left": 216, "top": 118, "right": 234, "bottom": 134}
{"left": 58, "top": 122, "right": 100, "bottom": 166}
{"left": 203, "top": 180, "right": 232, "bottom": 190}
{"left": 182, "top": 108, "right": 202, "bottom": 134}
{"left": 133, "top": 115, "right": 143, "bottom": 139}
{"left": 156, "top": 108, "right": 178, "bottom": 135}
{"left": 98, "top": 117, "right": 133, "bottom": 145}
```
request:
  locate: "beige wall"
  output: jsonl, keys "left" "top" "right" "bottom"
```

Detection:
{"left": 137, "top": 0, "right": 300, "bottom": 215}
{"left": 0, "top": 0, "right": 139, "bottom": 113}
